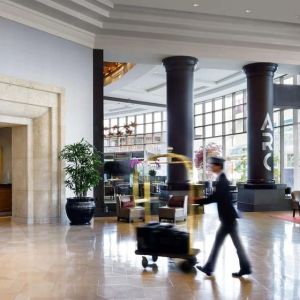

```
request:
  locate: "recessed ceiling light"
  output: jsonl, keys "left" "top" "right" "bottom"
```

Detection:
{"left": 193, "top": 3, "right": 200, "bottom": 7}
{"left": 245, "top": 9, "right": 252, "bottom": 14}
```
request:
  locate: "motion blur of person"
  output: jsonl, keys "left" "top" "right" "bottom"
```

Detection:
{"left": 196, "top": 157, "right": 252, "bottom": 277}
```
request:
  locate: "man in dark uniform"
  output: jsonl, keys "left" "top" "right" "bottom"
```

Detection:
{"left": 197, "top": 157, "right": 252, "bottom": 277}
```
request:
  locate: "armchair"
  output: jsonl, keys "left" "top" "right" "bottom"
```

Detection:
{"left": 291, "top": 191, "right": 300, "bottom": 217}
{"left": 116, "top": 195, "right": 145, "bottom": 223}
{"left": 158, "top": 195, "right": 188, "bottom": 223}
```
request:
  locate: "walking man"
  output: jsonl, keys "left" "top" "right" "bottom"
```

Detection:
{"left": 197, "top": 157, "right": 252, "bottom": 277}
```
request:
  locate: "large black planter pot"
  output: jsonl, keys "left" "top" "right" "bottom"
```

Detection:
{"left": 66, "top": 197, "right": 95, "bottom": 225}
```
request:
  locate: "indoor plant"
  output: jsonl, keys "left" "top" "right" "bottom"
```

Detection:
{"left": 148, "top": 168, "right": 157, "bottom": 181}
{"left": 59, "top": 139, "right": 102, "bottom": 225}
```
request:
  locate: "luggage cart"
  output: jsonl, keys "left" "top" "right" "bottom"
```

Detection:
{"left": 135, "top": 248, "right": 200, "bottom": 269}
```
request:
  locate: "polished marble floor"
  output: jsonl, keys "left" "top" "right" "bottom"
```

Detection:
{"left": 0, "top": 207, "right": 299, "bottom": 300}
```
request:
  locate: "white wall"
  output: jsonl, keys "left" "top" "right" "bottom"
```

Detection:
{"left": 0, "top": 127, "right": 12, "bottom": 184}
{"left": 0, "top": 17, "right": 93, "bottom": 145}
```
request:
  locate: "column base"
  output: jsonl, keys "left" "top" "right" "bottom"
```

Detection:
{"left": 237, "top": 183, "right": 290, "bottom": 211}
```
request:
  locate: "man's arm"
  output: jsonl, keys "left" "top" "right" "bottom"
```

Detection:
{"left": 200, "top": 179, "right": 228, "bottom": 205}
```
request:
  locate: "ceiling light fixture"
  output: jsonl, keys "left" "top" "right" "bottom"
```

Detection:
{"left": 193, "top": 3, "right": 199, "bottom": 7}
{"left": 245, "top": 9, "right": 252, "bottom": 14}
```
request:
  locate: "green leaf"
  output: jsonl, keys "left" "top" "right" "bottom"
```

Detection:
{"left": 59, "top": 139, "right": 103, "bottom": 197}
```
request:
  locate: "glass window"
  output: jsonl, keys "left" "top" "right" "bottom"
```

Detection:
{"left": 205, "top": 113, "right": 212, "bottom": 125}
{"left": 127, "top": 116, "right": 135, "bottom": 124}
{"left": 283, "top": 76, "right": 294, "bottom": 85}
{"left": 146, "top": 113, "right": 152, "bottom": 123}
{"left": 214, "top": 110, "right": 222, "bottom": 123}
{"left": 205, "top": 126, "right": 212, "bottom": 137}
{"left": 153, "top": 133, "right": 162, "bottom": 143}
{"left": 215, "top": 124, "right": 223, "bottom": 136}
{"left": 225, "top": 108, "right": 232, "bottom": 121}
{"left": 235, "top": 119, "right": 243, "bottom": 133}
{"left": 235, "top": 91, "right": 244, "bottom": 105}
{"left": 205, "top": 101, "right": 212, "bottom": 113}
{"left": 163, "top": 111, "right": 167, "bottom": 120}
{"left": 195, "top": 103, "right": 202, "bottom": 114}
{"left": 273, "top": 111, "right": 280, "bottom": 127}
{"left": 283, "top": 125, "right": 294, "bottom": 187}
{"left": 225, "top": 133, "right": 247, "bottom": 183}
{"left": 225, "top": 94, "right": 232, "bottom": 108}
{"left": 195, "top": 115, "right": 202, "bottom": 127}
{"left": 195, "top": 127, "right": 203, "bottom": 138}
{"left": 163, "top": 121, "right": 167, "bottom": 132}
{"left": 136, "top": 115, "right": 144, "bottom": 124}
{"left": 136, "top": 135, "right": 144, "bottom": 144}
{"left": 145, "top": 123, "right": 152, "bottom": 133}
{"left": 154, "top": 122, "right": 162, "bottom": 132}
{"left": 215, "top": 98, "right": 223, "bottom": 110}
{"left": 127, "top": 135, "right": 135, "bottom": 145}
{"left": 145, "top": 134, "right": 153, "bottom": 144}
{"left": 119, "top": 117, "right": 126, "bottom": 127}
{"left": 244, "top": 104, "right": 247, "bottom": 118}
{"left": 154, "top": 112, "right": 162, "bottom": 122}
{"left": 110, "top": 118, "right": 118, "bottom": 127}
{"left": 274, "top": 127, "right": 280, "bottom": 183}
{"left": 284, "top": 109, "right": 293, "bottom": 125}
{"left": 225, "top": 122, "right": 232, "bottom": 135}
{"left": 104, "top": 119, "right": 109, "bottom": 128}
{"left": 136, "top": 124, "right": 144, "bottom": 134}
{"left": 234, "top": 105, "right": 244, "bottom": 119}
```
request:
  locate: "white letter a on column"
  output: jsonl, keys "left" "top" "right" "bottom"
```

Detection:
{"left": 261, "top": 113, "right": 274, "bottom": 131}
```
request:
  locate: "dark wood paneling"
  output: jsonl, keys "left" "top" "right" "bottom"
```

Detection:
{"left": 93, "top": 49, "right": 104, "bottom": 216}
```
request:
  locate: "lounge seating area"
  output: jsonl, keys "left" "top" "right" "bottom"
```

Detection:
{"left": 116, "top": 195, "right": 145, "bottom": 223}
{"left": 159, "top": 195, "right": 188, "bottom": 223}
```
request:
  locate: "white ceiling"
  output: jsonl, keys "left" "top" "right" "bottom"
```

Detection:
{"left": 0, "top": 0, "right": 298, "bottom": 118}
{"left": 2, "top": 0, "right": 300, "bottom": 68}
{"left": 104, "top": 63, "right": 249, "bottom": 117}
{"left": 113, "top": 0, "right": 300, "bottom": 24}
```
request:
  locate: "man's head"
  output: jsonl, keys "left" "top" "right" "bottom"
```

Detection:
{"left": 208, "top": 157, "right": 225, "bottom": 174}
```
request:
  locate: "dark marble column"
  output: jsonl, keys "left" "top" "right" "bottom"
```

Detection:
{"left": 243, "top": 63, "right": 278, "bottom": 185}
{"left": 162, "top": 56, "right": 198, "bottom": 186}
{"left": 93, "top": 49, "right": 104, "bottom": 216}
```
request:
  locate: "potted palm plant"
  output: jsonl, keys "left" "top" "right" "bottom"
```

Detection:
{"left": 59, "top": 139, "right": 102, "bottom": 225}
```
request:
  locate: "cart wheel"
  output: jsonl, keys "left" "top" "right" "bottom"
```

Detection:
{"left": 142, "top": 256, "right": 148, "bottom": 268}
{"left": 152, "top": 255, "right": 158, "bottom": 262}
{"left": 188, "top": 257, "right": 197, "bottom": 267}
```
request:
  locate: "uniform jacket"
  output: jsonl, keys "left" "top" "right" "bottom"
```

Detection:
{"left": 202, "top": 172, "right": 239, "bottom": 225}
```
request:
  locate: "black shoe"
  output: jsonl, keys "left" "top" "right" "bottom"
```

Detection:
{"left": 232, "top": 269, "right": 252, "bottom": 277}
{"left": 196, "top": 265, "right": 213, "bottom": 276}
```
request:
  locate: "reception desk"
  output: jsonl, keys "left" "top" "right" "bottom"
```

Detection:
{"left": 0, "top": 184, "right": 12, "bottom": 214}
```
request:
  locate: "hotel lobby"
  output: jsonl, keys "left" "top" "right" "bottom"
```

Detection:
{"left": 0, "top": 0, "right": 300, "bottom": 299}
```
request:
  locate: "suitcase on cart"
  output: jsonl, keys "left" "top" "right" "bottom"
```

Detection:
{"left": 136, "top": 222, "right": 199, "bottom": 268}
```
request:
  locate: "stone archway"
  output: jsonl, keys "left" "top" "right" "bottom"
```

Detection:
{"left": 0, "top": 75, "right": 65, "bottom": 224}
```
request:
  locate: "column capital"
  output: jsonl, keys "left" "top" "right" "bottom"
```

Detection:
{"left": 243, "top": 62, "right": 278, "bottom": 77}
{"left": 162, "top": 56, "right": 198, "bottom": 71}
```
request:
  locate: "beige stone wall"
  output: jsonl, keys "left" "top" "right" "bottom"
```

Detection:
{"left": 0, "top": 75, "right": 65, "bottom": 224}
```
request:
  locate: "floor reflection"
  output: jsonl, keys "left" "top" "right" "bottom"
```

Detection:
{"left": 0, "top": 210, "right": 299, "bottom": 299}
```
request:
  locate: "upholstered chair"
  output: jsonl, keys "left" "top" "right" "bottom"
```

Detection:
{"left": 291, "top": 191, "right": 300, "bottom": 217}
{"left": 158, "top": 195, "right": 188, "bottom": 223}
{"left": 116, "top": 195, "right": 145, "bottom": 223}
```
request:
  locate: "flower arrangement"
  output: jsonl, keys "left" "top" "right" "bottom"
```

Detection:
{"left": 194, "top": 142, "right": 222, "bottom": 169}
{"left": 104, "top": 122, "right": 137, "bottom": 138}
{"left": 129, "top": 158, "right": 141, "bottom": 170}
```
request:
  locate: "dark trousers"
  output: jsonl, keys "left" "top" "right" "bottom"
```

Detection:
{"left": 204, "top": 221, "right": 251, "bottom": 272}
